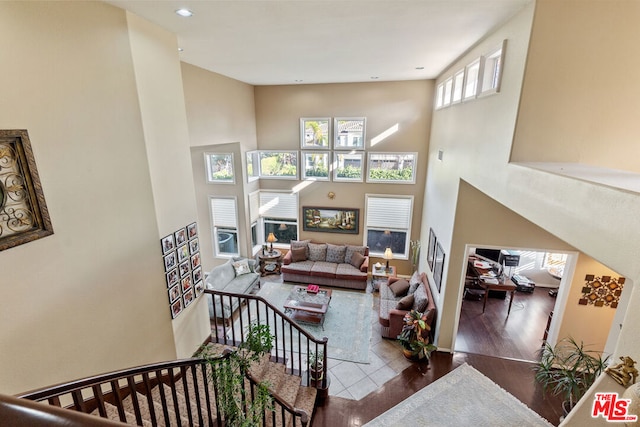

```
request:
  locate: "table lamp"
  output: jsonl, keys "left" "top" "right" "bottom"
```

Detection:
{"left": 266, "top": 232, "right": 278, "bottom": 253}
{"left": 383, "top": 247, "right": 393, "bottom": 271}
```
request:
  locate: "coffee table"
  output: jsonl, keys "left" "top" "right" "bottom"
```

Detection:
{"left": 283, "top": 285, "right": 332, "bottom": 329}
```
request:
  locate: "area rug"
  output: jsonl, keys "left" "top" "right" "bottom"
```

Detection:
{"left": 363, "top": 363, "right": 553, "bottom": 427}
{"left": 238, "top": 282, "right": 372, "bottom": 364}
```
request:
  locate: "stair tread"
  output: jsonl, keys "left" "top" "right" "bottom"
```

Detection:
{"left": 293, "top": 385, "right": 318, "bottom": 420}
{"left": 150, "top": 384, "right": 191, "bottom": 426}
{"left": 91, "top": 401, "right": 153, "bottom": 427}
{"left": 275, "top": 374, "right": 301, "bottom": 408}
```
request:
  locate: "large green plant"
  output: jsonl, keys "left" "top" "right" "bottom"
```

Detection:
{"left": 535, "top": 337, "right": 609, "bottom": 412}
{"left": 397, "top": 310, "right": 436, "bottom": 360}
{"left": 200, "top": 322, "right": 275, "bottom": 427}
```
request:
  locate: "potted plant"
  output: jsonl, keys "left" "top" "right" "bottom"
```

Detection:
{"left": 535, "top": 337, "right": 609, "bottom": 419}
{"left": 308, "top": 350, "right": 324, "bottom": 382}
{"left": 397, "top": 310, "right": 436, "bottom": 361}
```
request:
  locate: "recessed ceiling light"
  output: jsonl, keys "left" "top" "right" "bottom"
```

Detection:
{"left": 370, "top": 76, "right": 379, "bottom": 80}
{"left": 175, "top": 8, "right": 193, "bottom": 17}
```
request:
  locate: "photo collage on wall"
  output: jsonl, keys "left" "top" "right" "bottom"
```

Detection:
{"left": 161, "top": 222, "right": 203, "bottom": 319}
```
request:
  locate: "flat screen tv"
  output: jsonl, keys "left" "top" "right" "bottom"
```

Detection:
{"left": 475, "top": 248, "right": 501, "bottom": 263}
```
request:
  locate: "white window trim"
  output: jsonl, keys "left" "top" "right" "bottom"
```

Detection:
{"left": 246, "top": 150, "right": 259, "bottom": 183}
{"left": 364, "top": 194, "right": 413, "bottom": 259}
{"left": 258, "top": 150, "right": 299, "bottom": 180}
{"left": 300, "top": 118, "right": 331, "bottom": 150}
{"left": 205, "top": 152, "right": 235, "bottom": 184}
{"left": 332, "top": 151, "right": 364, "bottom": 182}
{"left": 209, "top": 196, "right": 239, "bottom": 258}
{"left": 435, "top": 83, "right": 444, "bottom": 109}
{"left": 333, "top": 117, "right": 366, "bottom": 151}
{"left": 463, "top": 58, "right": 481, "bottom": 101}
{"left": 479, "top": 40, "right": 507, "bottom": 97}
{"left": 366, "top": 152, "right": 417, "bottom": 184}
{"left": 451, "top": 69, "right": 465, "bottom": 104}
{"left": 442, "top": 77, "right": 453, "bottom": 107}
{"left": 301, "top": 151, "right": 331, "bottom": 181}
{"left": 258, "top": 190, "right": 299, "bottom": 250}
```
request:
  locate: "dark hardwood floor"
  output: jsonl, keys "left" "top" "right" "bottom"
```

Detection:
{"left": 312, "top": 287, "right": 563, "bottom": 426}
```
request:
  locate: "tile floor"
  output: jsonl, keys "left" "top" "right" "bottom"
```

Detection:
{"left": 325, "top": 283, "right": 412, "bottom": 400}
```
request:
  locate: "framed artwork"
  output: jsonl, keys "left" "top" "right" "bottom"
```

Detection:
{"left": 189, "top": 238, "right": 199, "bottom": 255}
{"left": 168, "top": 283, "right": 181, "bottom": 303}
{"left": 166, "top": 268, "right": 179, "bottom": 287}
{"left": 163, "top": 252, "right": 177, "bottom": 271}
{"left": 0, "top": 129, "right": 54, "bottom": 252}
{"left": 187, "top": 222, "right": 198, "bottom": 240}
{"left": 427, "top": 228, "right": 436, "bottom": 271}
{"left": 193, "top": 266, "right": 202, "bottom": 283}
{"left": 183, "top": 288, "right": 195, "bottom": 307}
{"left": 205, "top": 153, "right": 235, "bottom": 184}
{"left": 191, "top": 253, "right": 201, "bottom": 269}
{"left": 170, "top": 299, "right": 183, "bottom": 319}
{"left": 302, "top": 206, "right": 359, "bottom": 234}
{"left": 334, "top": 117, "right": 365, "bottom": 150}
{"left": 300, "top": 118, "right": 330, "bottom": 149}
{"left": 434, "top": 242, "right": 445, "bottom": 293}
{"left": 175, "top": 228, "right": 187, "bottom": 246}
{"left": 177, "top": 244, "right": 189, "bottom": 263}
{"left": 161, "top": 234, "right": 175, "bottom": 254}
{"left": 194, "top": 281, "right": 204, "bottom": 297}
{"left": 181, "top": 276, "right": 193, "bottom": 292}
{"left": 179, "top": 261, "right": 190, "bottom": 278}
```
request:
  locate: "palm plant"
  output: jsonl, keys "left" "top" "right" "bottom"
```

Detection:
{"left": 535, "top": 337, "right": 609, "bottom": 414}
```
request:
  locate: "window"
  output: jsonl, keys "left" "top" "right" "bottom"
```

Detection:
{"left": 365, "top": 194, "right": 413, "bottom": 258}
{"left": 452, "top": 69, "right": 465, "bottom": 104}
{"left": 542, "top": 252, "right": 568, "bottom": 277}
{"left": 248, "top": 191, "right": 261, "bottom": 254}
{"left": 246, "top": 151, "right": 259, "bottom": 182}
{"left": 333, "top": 152, "right": 364, "bottom": 182}
{"left": 334, "top": 118, "right": 365, "bottom": 150}
{"left": 464, "top": 59, "right": 481, "bottom": 100}
{"left": 259, "top": 191, "right": 298, "bottom": 246}
{"left": 435, "top": 83, "right": 444, "bottom": 109}
{"left": 300, "top": 118, "right": 330, "bottom": 149}
{"left": 205, "top": 153, "right": 234, "bottom": 184}
{"left": 209, "top": 197, "right": 239, "bottom": 256}
{"left": 302, "top": 151, "right": 330, "bottom": 180}
{"left": 367, "top": 152, "right": 417, "bottom": 184}
{"left": 480, "top": 41, "right": 506, "bottom": 95}
{"left": 443, "top": 77, "right": 453, "bottom": 107}
{"left": 259, "top": 151, "right": 298, "bottom": 179}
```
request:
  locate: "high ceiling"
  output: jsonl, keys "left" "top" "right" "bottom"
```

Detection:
{"left": 106, "top": 0, "right": 531, "bottom": 86}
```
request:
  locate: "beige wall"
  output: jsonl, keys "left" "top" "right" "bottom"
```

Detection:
{"left": 511, "top": 0, "right": 640, "bottom": 174}
{"left": 0, "top": 2, "right": 177, "bottom": 394}
{"left": 254, "top": 81, "right": 433, "bottom": 275}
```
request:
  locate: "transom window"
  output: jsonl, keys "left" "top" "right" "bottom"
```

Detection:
{"left": 367, "top": 152, "right": 417, "bottom": 184}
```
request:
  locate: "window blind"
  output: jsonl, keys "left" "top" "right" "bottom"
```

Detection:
{"left": 366, "top": 195, "right": 413, "bottom": 230}
{"left": 259, "top": 192, "right": 298, "bottom": 219}
{"left": 249, "top": 191, "right": 260, "bottom": 223}
{"left": 210, "top": 197, "right": 238, "bottom": 228}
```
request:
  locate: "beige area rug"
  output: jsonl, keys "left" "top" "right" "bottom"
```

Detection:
{"left": 363, "top": 363, "right": 553, "bottom": 427}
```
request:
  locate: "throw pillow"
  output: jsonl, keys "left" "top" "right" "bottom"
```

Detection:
{"left": 389, "top": 278, "right": 410, "bottom": 297}
{"left": 408, "top": 271, "right": 421, "bottom": 294}
{"left": 232, "top": 259, "right": 251, "bottom": 277}
{"left": 412, "top": 284, "right": 428, "bottom": 312}
{"left": 344, "top": 245, "right": 366, "bottom": 264}
{"left": 308, "top": 243, "right": 327, "bottom": 261}
{"left": 290, "top": 239, "right": 311, "bottom": 258}
{"left": 396, "top": 294, "right": 415, "bottom": 310}
{"left": 326, "top": 243, "right": 347, "bottom": 263}
{"left": 350, "top": 251, "right": 366, "bottom": 269}
{"left": 291, "top": 246, "right": 307, "bottom": 262}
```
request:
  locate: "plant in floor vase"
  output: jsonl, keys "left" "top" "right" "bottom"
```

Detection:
{"left": 398, "top": 310, "right": 436, "bottom": 361}
{"left": 308, "top": 350, "right": 325, "bottom": 382}
{"left": 200, "top": 321, "right": 275, "bottom": 427}
{"left": 535, "top": 337, "right": 609, "bottom": 419}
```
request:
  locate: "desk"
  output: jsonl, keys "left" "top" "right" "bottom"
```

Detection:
{"left": 468, "top": 256, "right": 517, "bottom": 317}
{"left": 258, "top": 249, "right": 282, "bottom": 276}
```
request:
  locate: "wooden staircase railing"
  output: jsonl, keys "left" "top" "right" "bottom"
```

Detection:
{"left": 16, "top": 352, "right": 311, "bottom": 426}
{"left": 205, "top": 289, "right": 329, "bottom": 392}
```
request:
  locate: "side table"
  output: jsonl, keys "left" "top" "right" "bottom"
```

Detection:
{"left": 371, "top": 265, "right": 397, "bottom": 290}
{"left": 258, "top": 249, "right": 282, "bottom": 277}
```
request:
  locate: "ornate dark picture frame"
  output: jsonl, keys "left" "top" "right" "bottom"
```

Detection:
{"left": 0, "top": 129, "right": 53, "bottom": 251}
{"left": 302, "top": 206, "right": 359, "bottom": 234}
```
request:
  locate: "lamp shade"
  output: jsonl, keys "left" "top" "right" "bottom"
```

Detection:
{"left": 383, "top": 248, "right": 393, "bottom": 260}
{"left": 266, "top": 233, "right": 278, "bottom": 243}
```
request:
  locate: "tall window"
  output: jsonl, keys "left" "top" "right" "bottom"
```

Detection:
{"left": 209, "top": 197, "right": 239, "bottom": 256}
{"left": 365, "top": 194, "right": 413, "bottom": 258}
{"left": 259, "top": 191, "right": 298, "bottom": 246}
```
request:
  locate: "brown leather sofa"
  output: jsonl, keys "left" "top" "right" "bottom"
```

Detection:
{"left": 378, "top": 272, "right": 437, "bottom": 341}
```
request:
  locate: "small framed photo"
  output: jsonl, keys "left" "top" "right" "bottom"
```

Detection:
{"left": 187, "top": 222, "right": 198, "bottom": 240}
{"left": 181, "top": 276, "right": 193, "bottom": 292}
{"left": 192, "top": 266, "right": 202, "bottom": 283}
{"left": 183, "top": 288, "right": 195, "bottom": 307}
{"left": 170, "top": 298, "right": 183, "bottom": 319}
{"left": 194, "top": 281, "right": 204, "bottom": 297}
{"left": 191, "top": 253, "right": 201, "bottom": 269}
{"left": 175, "top": 228, "right": 187, "bottom": 247}
{"left": 427, "top": 228, "right": 437, "bottom": 271}
{"left": 161, "top": 234, "right": 175, "bottom": 254}
{"left": 189, "top": 238, "right": 200, "bottom": 255}
{"left": 179, "top": 261, "right": 191, "bottom": 278}
{"left": 168, "top": 283, "right": 181, "bottom": 303}
{"left": 166, "top": 268, "right": 179, "bottom": 288}
{"left": 164, "top": 252, "right": 177, "bottom": 271}
{"left": 177, "top": 244, "right": 189, "bottom": 263}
